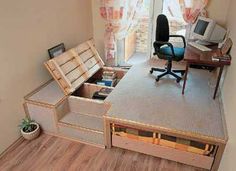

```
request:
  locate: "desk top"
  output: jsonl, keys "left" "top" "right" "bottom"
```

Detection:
{"left": 184, "top": 45, "right": 231, "bottom": 66}
{"left": 105, "top": 60, "right": 227, "bottom": 142}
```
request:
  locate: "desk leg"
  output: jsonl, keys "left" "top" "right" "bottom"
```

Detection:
{"left": 211, "top": 143, "right": 226, "bottom": 171}
{"left": 213, "top": 66, "right": 224, "bottom": 99}
{"left": 182, "top": 63, "right": 189, "bottom": 95}
{"left": 104, "top": 119, "right": 112, "bottom": 148}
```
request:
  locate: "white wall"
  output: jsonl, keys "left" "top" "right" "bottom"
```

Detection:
{"left": 0, "top": 0, "right": 93, "bottom": 154}
{"left": 92, "top": 0, "right": 106, "bottom": 62}
{"left": 219, "top": 0, "right": 236, "bottom": 170}
{"left": 207, "top": 0, "right": 231, "bottom": 26}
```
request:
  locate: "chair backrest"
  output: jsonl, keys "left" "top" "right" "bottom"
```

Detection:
{"left": 156, "top": 14, "right": 169, "bottom": 43}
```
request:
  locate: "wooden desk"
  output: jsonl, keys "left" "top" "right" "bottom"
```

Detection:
{"left": 182, "top": 45, "right": 231, "bottom": 99}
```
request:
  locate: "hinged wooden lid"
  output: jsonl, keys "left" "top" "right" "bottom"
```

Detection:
{"left": 44, "top": 40, "right": 105, "bottom": 95}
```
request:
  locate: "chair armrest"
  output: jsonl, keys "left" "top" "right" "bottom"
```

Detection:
{"left": 153, "top": 41, "right": 175, "bottom": 57}
{"left": 169, "top": 35, "right": 186, "bottom": 48}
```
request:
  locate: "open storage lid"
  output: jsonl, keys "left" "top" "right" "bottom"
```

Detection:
{"left": 44, "top": 40, "right": 105, "bottom": 95}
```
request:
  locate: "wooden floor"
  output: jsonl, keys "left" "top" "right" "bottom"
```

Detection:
{"left": 0, "top": 134, "right": 206, "bottom": 171}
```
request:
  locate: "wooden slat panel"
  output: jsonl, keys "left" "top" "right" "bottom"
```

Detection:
{"left": 60, "top": 59, "right": 79, "bottom": 75}
{"left": 58, "top": 79, "right": 69, "bottom": 89}
{"left": 112, "top": 135, "right": 214, "bottom": 170}
{"left": 87, "top": 41, "right": 105, "bottom": 66}
{"left": 47, "top": 60, "right": 56, "bottom": 71}
{"left": 52, "top": 70, "right": 61, "bottom": 80}
{"left": 87, "top": 64, "right": 101, "bottom": 77}
{"left": 66, "top": 69, "right": 84, "bottom": 83}
{"left": 54, "top": 50, "right": 74, "bottom": 66}
{"left": 71, "top": 76, "right": 86, "bottom": 90}
{"left": 74, "top": 42, "right": 90, "bottom": 54}
{"left": 44, "top": 40, "right": 105, "bottom": 95}
{"left": 85, "top": 58, "right": 98, "bottom": 70}
{"left": 51, "top": 60, "right": 72, "bottom": 88}
{"left": 80, "top": 49, "right": 94, "bottom": 62}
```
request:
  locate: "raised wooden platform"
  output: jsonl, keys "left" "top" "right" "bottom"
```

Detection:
{"left": 23, "top": 39, "right": 227, "bottom": 170}
{"left": 104, "top": 59, "right": 228, "bottom": 170}
{"left": 105, "top": 60, "right": 227, "bottom": 142}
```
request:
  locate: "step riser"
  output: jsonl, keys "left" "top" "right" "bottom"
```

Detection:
{"left": 69, "top": 96, "right": 109, "bottom": 117}
{"left": 59, "top": 112, "right": 104, "bottom": 132}
{"left": 58, "top": 125, "right": 104, "bottom": 146}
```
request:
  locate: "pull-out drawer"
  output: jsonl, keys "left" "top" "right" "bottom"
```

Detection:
{"left": 112, "top": 135, "right": 214, "bottom": 170}
{"left": 111, "top": 124, "right": 216, "bottom": 170}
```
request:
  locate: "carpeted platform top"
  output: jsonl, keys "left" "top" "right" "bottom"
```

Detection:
{"left": 28, "top": 81, "right": 65, "bottom": 105}
{"left": 105, "top": 60, "right": 227, "bottom": 141}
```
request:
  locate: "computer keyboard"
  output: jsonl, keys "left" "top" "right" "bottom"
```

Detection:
{"left": 188, "top": 42, "right": 212, "bottom": 52}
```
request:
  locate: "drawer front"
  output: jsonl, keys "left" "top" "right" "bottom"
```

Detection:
{"left": 112, "top": 135, "right": 214, "bottom": 170}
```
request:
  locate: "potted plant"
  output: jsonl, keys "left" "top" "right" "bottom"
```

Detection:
{"left": 19, "top": 118, "right": 40, "bottom": 140}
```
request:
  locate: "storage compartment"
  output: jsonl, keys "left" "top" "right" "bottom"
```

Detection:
{"left": 72, "top": 83, "right": 114, "bottom": 100}
{"left": 112, "top": 124, "right": 216, "bottom": 157}
{"left": 54, "top": 83, "right": 111, "bottom": 146}
{"left": 25, "top": 40, "right": 119, "bottom": 147}
{"left": 86, "top": 67, "right": 127, "bottom": 87}
{"left": 55, "top": 83, "right": 111, "bottom": 132}
{"left": 112, "top": 124, "right": 216, "bottom": 170}
{"left": 112, "top": 135, "right": 214, "bottom": 170}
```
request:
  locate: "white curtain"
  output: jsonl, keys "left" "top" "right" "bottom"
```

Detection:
{"left": 100, "top": 0, "right": 144, "bottom": 60}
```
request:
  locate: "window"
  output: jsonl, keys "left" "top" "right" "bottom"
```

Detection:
{"left": 162, "top": 0, "right": 187, "bottom": 45}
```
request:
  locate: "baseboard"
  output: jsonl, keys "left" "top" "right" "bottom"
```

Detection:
{"left": 0, "top": 136, "right": 24, "bottom": 159}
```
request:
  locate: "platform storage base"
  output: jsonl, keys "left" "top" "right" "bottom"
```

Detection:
{"left": 106, "top": 122, "right": 223, "bottom": 170}
{"left": 24, "top": 82, "right": 114, "bottom": 147}
{"left": 112, "top": 135, "right": 213, "bottom": 170}
{"left": 24, "top": 40, "right": 127, "bottom": 147}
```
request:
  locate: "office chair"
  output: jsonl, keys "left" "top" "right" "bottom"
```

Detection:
{"left": 150, "top": 14, "right": 186, "bottom": 83}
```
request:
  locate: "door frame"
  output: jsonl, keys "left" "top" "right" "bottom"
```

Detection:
{"left": 147, "top": 0, "right": 163, "bottom": 59}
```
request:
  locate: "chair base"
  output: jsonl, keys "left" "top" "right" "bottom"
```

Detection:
{"left": 150, "top": 67, "right": 185, "bottom": 83}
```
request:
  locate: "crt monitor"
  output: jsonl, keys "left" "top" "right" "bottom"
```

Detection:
{"left": 191, "top": 16, "right": 226, "bottom": 45}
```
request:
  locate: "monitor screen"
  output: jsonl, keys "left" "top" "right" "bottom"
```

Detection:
{"left": 194, "top": 20, "right": 209, "bottom": 36}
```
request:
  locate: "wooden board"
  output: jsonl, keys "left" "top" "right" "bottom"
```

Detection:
{"left": 44, "top": 40, "right": 104, "bottom": 95}
{"left": 68, "top": 96, "right": 110, "bottom": 117}
{"left": 125, "top": 31, "right": 136, "bottom": 62}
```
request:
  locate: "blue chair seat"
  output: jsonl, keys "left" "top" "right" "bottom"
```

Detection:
{"left": 159, "top": 46, "right": 185, "bottom": 61}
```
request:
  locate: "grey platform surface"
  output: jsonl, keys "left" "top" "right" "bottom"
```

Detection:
{"left": 28, "top": 81, "right": 65, "bottom": 105}
{"left": 105, "top": 60, "right": 227, "bottom": 140}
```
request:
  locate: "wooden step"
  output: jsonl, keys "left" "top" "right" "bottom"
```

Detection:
{"left": 59, "top": 112, "right": 104, "bottom": 132}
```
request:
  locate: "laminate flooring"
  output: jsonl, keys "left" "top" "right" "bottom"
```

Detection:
{"left": 0, "top": 134, "right": 206, "bottom": 171}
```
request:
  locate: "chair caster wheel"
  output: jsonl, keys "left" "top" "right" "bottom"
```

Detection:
{"left": 150, "top": 70, "right": 153, "bottom": 74}
{"left": 176, "top": 78, "right": 181, "bottom": 83}
{"left": 156, "top": 77, "right": 160, "bottom": 82}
